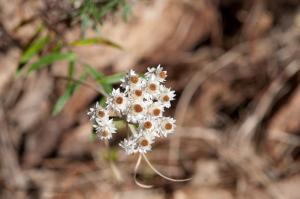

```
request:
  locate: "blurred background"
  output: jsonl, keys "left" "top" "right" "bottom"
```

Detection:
{"left": 1, "top": 0, "right": 300, "bottom": 198}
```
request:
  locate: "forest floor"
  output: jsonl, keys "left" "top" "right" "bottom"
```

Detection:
{"left": 1, "top": 0, "right": 300, "bottom": 198}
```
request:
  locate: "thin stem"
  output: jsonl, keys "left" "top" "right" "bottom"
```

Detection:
{"left": 128, "top": 124, "right": 137, "bottom": 135}
{"left": 128, "top": 124, "right": 192, "bottom": 183}
{"left": 104, "top": 140, "right": 123, "bottom": 183}
{"left": 142, "top": 153, "right": 191, "bottom": 182}
{"left": 134, "top": 154, "right": 153, "bottom": 188}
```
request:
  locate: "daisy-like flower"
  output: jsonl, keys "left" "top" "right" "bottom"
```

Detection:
{"left": 85, "top": 66, "right": 194, "bottom": 184}
{"left": 94, "top": 119, "right": 117, "bottom": 140}
{"left": 87, "top": 65, "right": 176, "bottom": 155}
{"left": 136, "top": 132, "right": 155, "bottom": 154}
{"left": 121, "top": 69, "right": 145, "bottom": 90}
{"left": 106, "top": 88, "right": 128, "bottom": 114}
{"left": 138, "top": 116, "right": 158, "bottom": 136}
{"left": 127, "top": 88, "right": 150, "bottom": 102}
{"left": 159, "top": 86, "right": 176, "bottom": 108}
{"left": 145, "top": 79, "right": 161, "bottom": 99}
{"left": 119, "top": 137, "right": 137, "bottom": 155}
{"left": 87, "top": 102, "right": 109, "bottom": 122}
{"left": 126, "top": 101, "right": 148, "bottom": 123}
{"left": 158, "top": 117, "right": 176, "bottom": 137}
{"left": 145, "top": 65, "right": 167, "bottom": 82}
{"left": 148, "top": 102, "right": 164, "bottom": 117}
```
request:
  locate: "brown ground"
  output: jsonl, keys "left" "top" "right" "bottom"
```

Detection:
{"left": 1, "top": 0, "right": 300, "bottom": 198}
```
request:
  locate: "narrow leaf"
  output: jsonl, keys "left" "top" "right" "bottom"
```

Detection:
{"left": 71, "top": 37, "right": 122, "bottom": 49}
{"left": 20, "top": 36, "right": 49, "bottom": 63}
{"left": 84, "top": 64, "right": 112, "bottom": 93}
{"left": 67, "top": 61, "right": 75, "bottom": 86}
{"left": 101, "top": 73, "right": 125, "bottom": 84}
{"left": 52, "top": 72, "right": 87, "bottom": 116}
{"left": 100, "top": 97, "right": 107, "bottom": 107}
{"left": 28, "top": 52, "right": 76, "bottom": 74}
{"left": 51, "top": 85, "right": 74, "bottom": 116}
{"left": 84, "top": 64, "right": 104, "bottom": 80}
{"left": 102, "top": 83, "right": 113, "bottom": 94}
{"left": 122, "top": 1, "right": 131, "bottom": 22}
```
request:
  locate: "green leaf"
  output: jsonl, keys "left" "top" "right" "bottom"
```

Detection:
{"left": 122, "top": 1, "right": 131, "bottom": 22}
{"left": 97, "top": 0, "right": 120, "bottom": 21}
{"left": 100, "top": 97, "right": 107, "bottom": 107}
{"left": 52, "top": 72, "right": 87, "bottom": 116}
{"left": 67, "top": 61, "right": 75, "bottom": 86}
{"left": 84, "top": 64, "right": 113, "bottom": 93}
{"left": 52, "top": 70, "right": 80, "bottom": 117}
{"left": 28, "top": 52, "right": 76, "bottom": 74}
{"left": 52, "top": 40, "right": 64, "bottom": 53}
{"left": 20, "top": 36, "right": 49, "bottom": 64}
{"left": 102, "top": 83, "right": 113, "bottom": 94}
{"left": 71, "top": 37, "right": 122, "bottom": 49}
{"left": 52, "top": 85, "right": 75, "bottom": 116}
{"left": 100, "top": 73, "right": 125, "bottom": 84}
{"left": 84, "top": 64, "right": 104, "bottom": 80}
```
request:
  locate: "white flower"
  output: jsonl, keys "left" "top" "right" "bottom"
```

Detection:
{"left": 106, "top": 88, "right": 128, "bottom": 114}
{"left": 138, "top": 116, "right": 158, "bottom": 136}
{"left": 87, "top": 65, "right": 177, "bottom": 155}
{"left": 148, "top": 102, "right": 164, "bottom": 117}
{"left": 126, "top": 101, "right": 148, "bottom": 123}
{"left": 94, "top": 119, "right": 117, "bottom": 140}
{"left": 127, "top": 88, "right": 150, "bottom": 102}
{"left": 145, "top": 79, "right": 161, "bottom": 99}
{"left": 159, "top": 86, "right": 176, "bottom": 108}
{"left": 121, "top": 69, "right": 145, "bottom": 90}
{"left": 145, "top": 65, "right": 167, "bottom": 82}
{"left": 87, "top": 102, "right": 109, "bottom": 122}
{"left": 136, "top": 132, "right": 155, "bottom": 154}
{"left": 119, "top": 137, "right": 137, "bottom": 155}
{"left": 158, "top": 117, "right": 176, "bottom": 137}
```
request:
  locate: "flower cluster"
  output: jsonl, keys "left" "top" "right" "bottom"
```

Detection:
{"left": 87, "top": 65, "right": 176, "bottom": 154}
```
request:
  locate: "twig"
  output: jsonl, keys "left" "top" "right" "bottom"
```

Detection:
{"left": 169, "top": 49, "right": 241, "bottom": 164}
{"left": 235, "top": 60, "right": 300, "bottom": 145}
{"left": 171, "top": 126, "right": 300, "bottom": 147}
{"left": 0, "top": 102, "right": 27, "bottom": 195}
{"left": 176, "top": 126, "right": 221, "bottom": 144}
{"left": 268, "top": 130, "right": 300, "bottom": 146}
